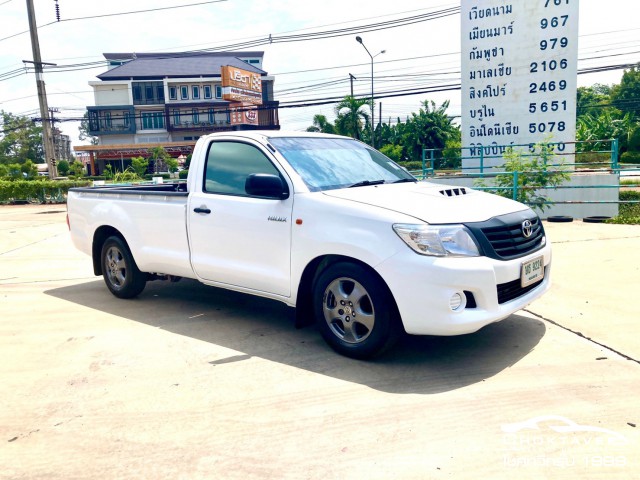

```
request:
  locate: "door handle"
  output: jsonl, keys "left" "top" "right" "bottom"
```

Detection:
{"left": 193, "top": 206, "right": 211, "bottom": 214}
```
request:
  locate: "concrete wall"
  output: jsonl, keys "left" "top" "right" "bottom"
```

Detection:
{"left": 426, "top": 172, "right": 619, "bottom": 219}
{"left": 94, "top": 83, "right": 130, "bottom": 106}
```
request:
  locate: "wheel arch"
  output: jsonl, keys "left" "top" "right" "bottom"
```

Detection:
{"left": 294, "top": 254, "right": 401, "bottom": 329}
{"left": 92, "top": 226, "right": 126, "bottom": 276}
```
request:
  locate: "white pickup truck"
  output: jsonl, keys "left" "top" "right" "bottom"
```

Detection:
{"left": 68, "top": 131, "right": 551, "bottom": 358}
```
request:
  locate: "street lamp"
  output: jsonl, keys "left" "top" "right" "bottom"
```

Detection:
{"left": 356, "top": 35, "right": 385, "bottom": 148}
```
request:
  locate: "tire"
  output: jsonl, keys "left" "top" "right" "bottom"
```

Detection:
{"left": 313, "top": 262, "right": 400, "bottom": 359}
{"left": 582, "top": 216, "right": 611, "bottom": 223}
{"left": 100, "top": 236, "right": 146, "bottom": 299}
{"left": 546, "top": 215, "right": 573, "bottom": 223}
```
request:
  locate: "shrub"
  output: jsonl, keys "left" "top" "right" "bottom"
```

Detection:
{"left": 112, "top": 167, "right": 140, "bottom": 184}
{"left": 131, "top": 156, "right": 149, "bottom": 177}
{"left": 0, "top": 179, "right": 91, "bottom": 204}
{"left": 607, "top": 190, "right": 640, "bottom": 224}
{"left": 379, "top": 144, "right": 403, "bottom": 163}
{"left": 475, "top": 143, "right": 571, "bottom": 212}
{"left": 57, "top": 160, "right": 70, "bottom": 176}
{"left": 620, "top": 151, "right": 640, "bottom": 164}
{"left": 398, "top": 161, "right": 425, "bottom": 172}
{"left": 179, "top": 169, "right": 189, "bottom": 179}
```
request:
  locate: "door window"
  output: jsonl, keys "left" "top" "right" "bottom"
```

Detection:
{"left": 204, "top": 142, "right": 280, "bottom": 196}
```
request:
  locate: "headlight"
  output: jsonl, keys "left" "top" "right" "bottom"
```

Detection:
{"left": 392, "top": 224, "right": 480, "bottom": 257}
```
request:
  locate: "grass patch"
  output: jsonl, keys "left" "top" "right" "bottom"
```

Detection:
{"left": 607, "top": 190, "right": 640, "bottom": 225}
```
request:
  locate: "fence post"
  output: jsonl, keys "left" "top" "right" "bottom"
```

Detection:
{"left": 421, "top": 149, "right": 426, "bottom": 179}
{"left": 512, "top": 171, "right": 519, "bottom": 201}
{"left": 430, "top": 149, "right": 435, "bottom": 177}
{"left": 611, "top": 138, "right": 619, "bottom": 171}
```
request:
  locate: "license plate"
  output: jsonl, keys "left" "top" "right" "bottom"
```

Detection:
{"left": 521, "top": 256, "right": 544, "bottom": 288}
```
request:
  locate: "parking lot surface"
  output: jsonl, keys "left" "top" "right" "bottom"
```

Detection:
{"left": 1, "top": 204, "right": 639, "bottom": 479}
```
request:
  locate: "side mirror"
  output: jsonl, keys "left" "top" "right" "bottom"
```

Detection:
{"left": 245, "top": 173, "right": 289, "bottom": 199}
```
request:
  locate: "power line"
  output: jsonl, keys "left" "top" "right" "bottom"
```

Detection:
{"left": 0, "top": 0, "right": 230, "bottom": 43}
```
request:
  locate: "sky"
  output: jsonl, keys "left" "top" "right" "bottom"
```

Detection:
{"left": 0, "top": 0, "right": 638, "bottom": 147}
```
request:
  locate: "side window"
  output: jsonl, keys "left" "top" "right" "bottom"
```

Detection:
{"left": 204, "top": 142, "right": 281, "bottom": 196}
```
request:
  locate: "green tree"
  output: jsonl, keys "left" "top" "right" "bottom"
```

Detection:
{"left": 150, "top": 146, "right": 171, "bottom": 173}
{"left": 334, "top": 96, "right": 369, "bottom": 140}
{"left": 306, "top": 114, "right": 335, "bottom": 134}
{"left": 577, "top": 84, "right": 613, "bottom": 116}
{"left": 78, "top": 112, "right": 99, "bottom": 145}
{"left": 131, "top": 156, "right": 149, "bottom": 177}
{"left": 577, "top": 110, "right": 637, "bottom": 152}
{"left": 401, "top": 100, "right": 457, "bottom": 161}
{"left": 0, "top": 111, "right": 44, "bottom": 165}
{"left": 610, "top": 64, "right": 640, "bottom": 116}
{"left": 166, "top": 157, "right": 179, "bottom": 173}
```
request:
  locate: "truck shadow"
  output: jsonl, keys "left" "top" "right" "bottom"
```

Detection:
{"left": 45, "top": 278, "right": 546, "bottom": 395}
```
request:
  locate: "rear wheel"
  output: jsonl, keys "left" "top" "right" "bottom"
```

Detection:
{"left": 313, "top": 262, "right": 400, "bottom": 359}
{"left": 100, "top": 236, "right": 146, "bottom": 298}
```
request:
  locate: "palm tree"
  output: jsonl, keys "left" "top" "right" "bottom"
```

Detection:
{"left": 334, "top": 96, "right": 369, "bottom": 140}
{"left": 306, "top": 114, "right": 335, "bottom": 134}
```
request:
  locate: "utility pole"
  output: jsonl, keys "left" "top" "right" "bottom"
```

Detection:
{"left": 25, "top": 0, "right": 57, "bottom": 178}
{"left": 349, "top": 74, "right": 357, "bottom": 139}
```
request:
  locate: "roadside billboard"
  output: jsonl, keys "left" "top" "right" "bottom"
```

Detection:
{"left": 229, "top": 103, "right": 258, "bottom": 126}
{"left": 461, "top": 0, "right": 579, "bottom": 171}
{"left": 221, "top": 65, "right": 263, "bottom": 105}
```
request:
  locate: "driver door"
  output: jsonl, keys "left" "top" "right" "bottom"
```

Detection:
{"left": 188, "top": 140, "right": 293, "bottom": 297}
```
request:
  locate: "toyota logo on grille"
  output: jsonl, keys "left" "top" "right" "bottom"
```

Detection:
{"left": 522, "top": 220, "right": 533, "bottom": 238}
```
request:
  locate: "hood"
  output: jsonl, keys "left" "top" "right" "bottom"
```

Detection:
{"left": 322, "top": 182, "right": 531, "bottom": 224}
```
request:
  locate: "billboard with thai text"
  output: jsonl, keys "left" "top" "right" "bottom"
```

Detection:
{"left": 461, "top": 0, "right": 579, "bottom": 171}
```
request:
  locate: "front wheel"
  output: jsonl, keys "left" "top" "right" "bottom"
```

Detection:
{"left": 100, "top": 236, "right": 146, "bottom": 299}
{"left": 313, "top": 262, "right": 400, "bottom": 359}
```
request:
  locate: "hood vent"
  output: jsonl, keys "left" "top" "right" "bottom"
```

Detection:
{"left": 439, "top": 187, "right": 468, "bottom": 197}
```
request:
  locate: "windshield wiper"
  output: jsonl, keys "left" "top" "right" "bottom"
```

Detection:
{"left": 392, "top": 178, "right": 417, "bottom": 184}
{"left": 348, "top": 179, "right": 386, "bottom": 188}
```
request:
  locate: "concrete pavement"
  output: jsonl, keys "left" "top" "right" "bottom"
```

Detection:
{"left": 0, "top": 204, "right": 638, "bottom": 479}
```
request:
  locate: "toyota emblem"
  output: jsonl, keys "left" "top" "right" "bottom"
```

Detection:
{"left": 522, "top": 220, "right": 533, "bottom": 238}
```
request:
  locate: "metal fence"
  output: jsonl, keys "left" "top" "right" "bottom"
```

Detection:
{"left": 411, "top": 140, "right": 639, "bottom": 216}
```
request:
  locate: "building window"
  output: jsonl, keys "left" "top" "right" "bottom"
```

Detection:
{"left": 192, "top": 86, "right": 200, "bottom": 100}
{"left": 180, "top": 85, "right": 189, "bottom": 100}
{"left": 173, "top": 109, "right": 181, "bottom": 126}
{"left": 169, "top": 86, "right": 177, "bottom": 100}
{"left": 132, "top": 85, "right": 142, "bottom": 102}
{"left": 192, "top": 108, "right": 200, "bottom": 124}
{"left": 132, "top": 81, "right": 165, "bottom": 105}
{"left": 215, "top": 85, "right": 222, "bottom": 99}
{"left": 203, "top": 85, "right": 212, "bottom": 99}
{"left": 142, "top": 112, "right": 165, "bottom": 130}
{"left": 104, "top": 112, "right": 112, "bottom": 128}
{"left": 123, "top": 111, "right": 130, "bottom": 127}
{"left": 208, "top": 108, "right": 215, "bottom": 123}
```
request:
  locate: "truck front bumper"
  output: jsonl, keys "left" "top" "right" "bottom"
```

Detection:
{"left": 375, "top": 243, "right": 552, "bottom": 336}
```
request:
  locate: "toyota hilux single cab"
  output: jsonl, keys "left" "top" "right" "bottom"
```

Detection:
{"left": 67, "top": 131, "right": 551, "bottom": 358}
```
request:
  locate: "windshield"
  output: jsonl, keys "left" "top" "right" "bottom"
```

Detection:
{"left": 269, "top": 137, "right": 415, "bottom": 192}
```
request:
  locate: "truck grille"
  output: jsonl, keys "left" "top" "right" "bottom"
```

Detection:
{"left": 465, "top": 211, "right": 545, "bottom": 260}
